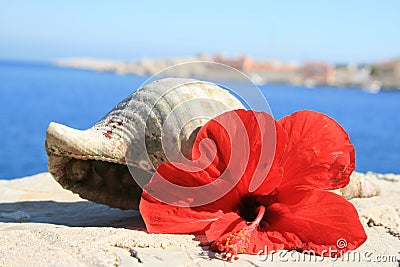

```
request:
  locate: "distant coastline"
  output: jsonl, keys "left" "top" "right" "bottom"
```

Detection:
{"left": 52, "top": 55, "right": 400, "bottom": 91}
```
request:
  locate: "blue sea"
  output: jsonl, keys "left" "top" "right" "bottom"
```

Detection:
{"left": 0, "top": 60, "right": 399, "bottom": 180}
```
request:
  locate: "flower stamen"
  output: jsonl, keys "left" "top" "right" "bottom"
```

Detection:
{"left": 214, "top": 205, "right": 266, "bottom": 261}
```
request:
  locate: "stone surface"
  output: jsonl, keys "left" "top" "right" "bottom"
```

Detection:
{"left": 0, "top": 172, "right": 399, "bottom": 266}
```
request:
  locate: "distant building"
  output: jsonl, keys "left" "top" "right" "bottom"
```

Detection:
{"left": 333, "top": 64, "right": 372, "bottom": 88}
{"left": 213, "top": 54, "right": 251, "bottom": 71}
{"left": 374, "top": 60, "right": 400, "bottom": 89}
{"left": 213, "top": 54, "right": 301, "bottom": 84}
{"left": 302, "top": 61, "right": 334, "bottom": 86}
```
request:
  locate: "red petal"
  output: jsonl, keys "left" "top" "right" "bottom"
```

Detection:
{"left": 248, "top": 231, "right": 288, "bottom": 253}
{"left": 140, "top": 191, "right": 223, "bottom": 234}
{"left": 140, "top": 162, "right": 228, "bottom": 233}
{"left": 141, "top": 161, "right": 241, "bottom": 210}
{"left": 192, "top": 109, "right": 287, "bottom": 196}
{"left": 264, "top": 190, "right": 367, "bottom": 255}
{"left": 278, "top": 110, "right": 355, "bottom": 190}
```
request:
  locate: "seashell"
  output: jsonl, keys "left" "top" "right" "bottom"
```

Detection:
{"left": 45, "top": 78, "right": 245, "bottom": 210}
{"left": 336, "top": 172, "right": 381, "bottom": 200}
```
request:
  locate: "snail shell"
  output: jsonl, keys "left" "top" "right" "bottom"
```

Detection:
{"left": 45, "top": 78, "right": 245, "bottom": 210}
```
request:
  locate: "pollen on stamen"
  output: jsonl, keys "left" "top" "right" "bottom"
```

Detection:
{"left": 213, "top": 205, "right": 266, "bottom": 261}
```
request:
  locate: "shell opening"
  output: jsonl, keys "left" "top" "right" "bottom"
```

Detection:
{"left": 58, "top": 158, "right": 143, "bottom": 210}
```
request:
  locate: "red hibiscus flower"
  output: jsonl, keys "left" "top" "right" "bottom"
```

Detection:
{"left": 139, "top": 110, "right": 367, "bottom": 261}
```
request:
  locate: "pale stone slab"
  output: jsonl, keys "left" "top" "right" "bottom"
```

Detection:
{"left": 0, "top": 172, "right": 399, "bottom": 266}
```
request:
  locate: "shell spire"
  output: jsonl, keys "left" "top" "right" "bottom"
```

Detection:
{"left": 46, "top": 122, "right": 127, "bottom": 164}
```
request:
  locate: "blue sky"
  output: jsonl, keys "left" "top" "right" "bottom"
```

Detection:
{"left": 0, "top": 0, "right": 399, "bottom": 63}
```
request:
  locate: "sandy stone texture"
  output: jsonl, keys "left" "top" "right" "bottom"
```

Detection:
{"left": 0, "top": 172, "right": 399, "bottom": 266}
